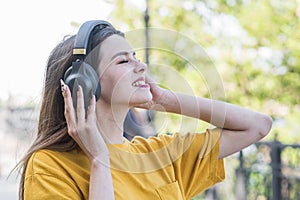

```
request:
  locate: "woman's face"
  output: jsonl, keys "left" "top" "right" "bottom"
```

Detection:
{"left": 97, "top": 35, "right": 152, "bottom": 106}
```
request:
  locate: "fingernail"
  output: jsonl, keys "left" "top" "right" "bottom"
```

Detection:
{"left": 78, "top": 85, "right": 82, "bottom": 93}
{"left": 60, "top": 79, "right": 66, "bottom": 93}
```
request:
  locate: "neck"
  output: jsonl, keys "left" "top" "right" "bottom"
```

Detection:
{"left": 96, "top": 99, "right": 129, "bottom": 144}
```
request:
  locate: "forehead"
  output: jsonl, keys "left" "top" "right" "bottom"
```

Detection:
{"left": 100, "top": 35, "right": 133, "bottom": 61}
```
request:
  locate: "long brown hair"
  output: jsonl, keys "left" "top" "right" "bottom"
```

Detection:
{"left": 15, "top": 22, "right": 124, "bottom": 199}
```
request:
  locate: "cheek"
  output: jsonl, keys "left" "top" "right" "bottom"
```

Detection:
{"left": 100, "top": 71, "right": 132, "bottom": 99}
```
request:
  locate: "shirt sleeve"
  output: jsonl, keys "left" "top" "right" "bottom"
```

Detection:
{"left": 168, "top": 128, "right": 225, "bottom": 199}
{"left": 24, "top": 150, "right": 83, "bottom": 200}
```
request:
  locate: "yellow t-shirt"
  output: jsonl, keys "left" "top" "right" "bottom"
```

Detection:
{"left": 24, "top": 128, "right": 225, "bottom": 200}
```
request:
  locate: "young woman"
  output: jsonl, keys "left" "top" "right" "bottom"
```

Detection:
{"left": 18, "top": 20, "right": 272, "bottom": 200}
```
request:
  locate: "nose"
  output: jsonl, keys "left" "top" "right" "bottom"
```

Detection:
{"left": 133, "top": 60, "right": 147, "bottom": 74}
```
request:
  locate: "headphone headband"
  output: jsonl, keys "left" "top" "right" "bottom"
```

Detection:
{"left": 73, "top": 20, "right": 112, "bottom": 56}
{"left": 63, "top": 20, "right": 111, "bottom": 109}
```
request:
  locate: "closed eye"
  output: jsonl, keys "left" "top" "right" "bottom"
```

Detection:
{"left": 118, "top": 60, "right": 128, "bottom": 64}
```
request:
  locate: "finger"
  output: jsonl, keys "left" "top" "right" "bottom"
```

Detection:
{"left": 60, "top": 79, "right": 77, "bottom": 130}
{"left": 87, "top": 95, "right": 96, "bottom": 121}
{"left": 76, "top": 85, "right": 85, "bottom": 124}
{"left": 145, "top": 75, "right": 157, "bottom": 84}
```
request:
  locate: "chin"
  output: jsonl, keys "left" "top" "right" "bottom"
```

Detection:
{"left": 130, "top": 93, "right": 153, "bottom": 106}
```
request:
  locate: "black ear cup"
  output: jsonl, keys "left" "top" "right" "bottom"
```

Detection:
{"left": 64, "top": 61, "right": 101, "bottom": 110}
{"left": 62, "top": 20, "right": 110, "bottom": 111}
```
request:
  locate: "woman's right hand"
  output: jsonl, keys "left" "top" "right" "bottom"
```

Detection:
{"left": 60, "top": 79, "right": 109, "bottom": 164}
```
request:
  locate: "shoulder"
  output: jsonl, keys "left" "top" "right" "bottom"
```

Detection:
{"left": 26, "top": 148, "right": 88, "bottom": 177}
{"left": 127, "top": 128, "right": 220, "bottom": 153}
{"left": 127, "top": 133, "right": 182, "bottom": 152}
{"left": 24, "top": 149, "right": 89, "bottom": 199}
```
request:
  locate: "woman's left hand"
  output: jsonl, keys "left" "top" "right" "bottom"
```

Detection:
{"left": 137, "top": 75, "right": 169, "bottom": 110}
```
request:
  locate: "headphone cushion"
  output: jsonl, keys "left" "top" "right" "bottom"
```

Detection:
{"left": 64, "top": 62, "right": 101, "bottom": 110}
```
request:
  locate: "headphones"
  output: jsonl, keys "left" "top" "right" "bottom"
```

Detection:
{"left": 63, "top": 20, "right": 112, "bottom": 110}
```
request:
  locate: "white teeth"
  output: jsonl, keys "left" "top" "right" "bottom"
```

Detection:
{"left": 132, "top": 80, "right": 145, "bottom": 87}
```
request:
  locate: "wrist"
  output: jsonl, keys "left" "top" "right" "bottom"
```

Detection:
{"left": 90, "top": 154, "right": 110, "bottom": 168}
{"left": 157, "top": 90, "right": 177, "bottom": 110}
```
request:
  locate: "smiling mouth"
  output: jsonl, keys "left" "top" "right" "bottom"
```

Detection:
{"left": 132, "top": 80, "right": 146, "bottom": 87}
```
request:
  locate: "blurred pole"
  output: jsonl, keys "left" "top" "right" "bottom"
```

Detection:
{"left": 271, "top": 139, "right": 282, "bottom": 200}
{"left": 235, "top": 151, "right": 247, "bottom": 200}
{"left": 205, "top": 187, "right": 219, "bottom": 200}
{"left": 144, "top": 0, "right": 150, "bottom": 65}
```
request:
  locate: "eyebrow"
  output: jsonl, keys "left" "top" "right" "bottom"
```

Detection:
{"left": 111, "top": 51, "right": 136, "bottom": 61}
